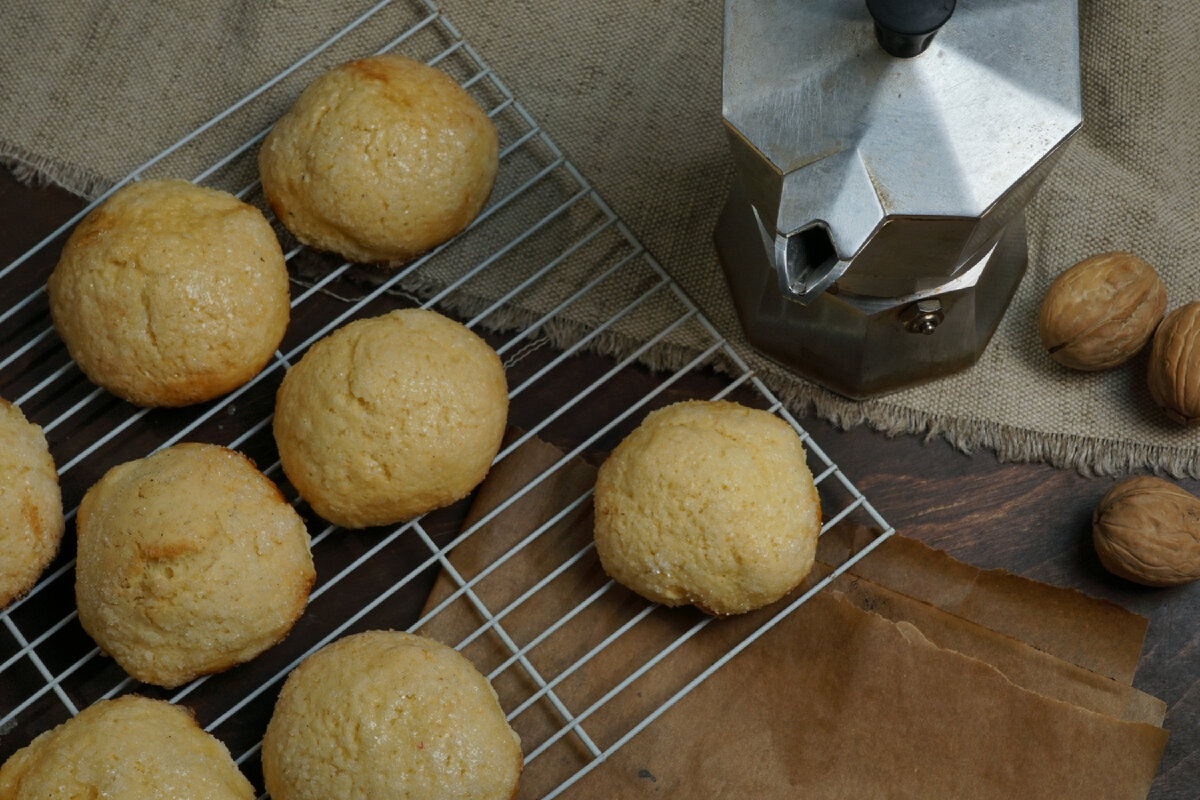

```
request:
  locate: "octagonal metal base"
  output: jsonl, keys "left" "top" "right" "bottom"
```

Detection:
{"left": 715, "top": 180, "right": 1028, "bottom": 400}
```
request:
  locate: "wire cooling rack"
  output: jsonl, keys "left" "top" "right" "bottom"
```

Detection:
{"left": 0, "top": 1, "right": 894, "bottom": 796}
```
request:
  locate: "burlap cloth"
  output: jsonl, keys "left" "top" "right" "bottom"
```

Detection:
{"left": 3, "top": 0, "right": 1199, "bottom": 476}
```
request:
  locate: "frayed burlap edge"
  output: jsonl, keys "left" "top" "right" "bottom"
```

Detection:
{"left": 335, "top": 270, "right": 722, "bottom": 379}
{"left": 2, "top": 148, "right": 114, "bottom": 204}
{"left": 759, "top": 363, "right": 1200, "bottom": 480}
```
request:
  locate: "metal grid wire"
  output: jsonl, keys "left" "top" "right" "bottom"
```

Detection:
{"left": 0, "top": 1, "right": 894, "bottom": 796}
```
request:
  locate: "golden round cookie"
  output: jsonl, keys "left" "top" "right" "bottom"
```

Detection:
{"left": 273, "top": 308, "right": 508, "bottom": 529}
{"left": 262, "top": 630, "right": 522, "bottom": 800}
{"left": 74, "top": 443, "right": 315, "bottom": 688}
{"left": 0, "top": 399, "right": 64, "bottom": 610}
{"left": 593, "top": 400, "right": 821, "bottom": 616}
{"left": 259, "top": 53, "right": 499, "bottom": 265}
{"left": 0, "top": 695, "right": 253, "bottom": 799}
{"left": 47, "top": 178, "right": 290, "bottom": 407}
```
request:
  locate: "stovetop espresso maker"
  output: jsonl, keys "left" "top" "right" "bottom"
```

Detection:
{"left": 715, "top": 0, "right": 1082, "bottom": 398}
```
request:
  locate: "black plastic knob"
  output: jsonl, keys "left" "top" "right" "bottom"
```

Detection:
{"left": 866, "top": 0, "right": 955, "bottom": 58}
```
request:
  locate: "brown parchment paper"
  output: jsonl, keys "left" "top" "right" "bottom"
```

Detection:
{"left": 419, "top": 433, "right": 1167, "bottom": 798}
{"left": 819, "top": 523, "right": 1150, "bottom": 685}
{"left": 581, "top": 590, "right": 1168, "bottom": 799}
{"left": 830, "top": 569, "right": 1165, "bottom": 727}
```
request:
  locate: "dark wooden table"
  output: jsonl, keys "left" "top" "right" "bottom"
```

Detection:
{"left": 2, "top": 165, "right": 1196, "bottom": 798}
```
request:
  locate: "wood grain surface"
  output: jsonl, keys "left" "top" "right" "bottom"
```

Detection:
{"left": 1, "top": 166, "right": 1196, "bottom": 798}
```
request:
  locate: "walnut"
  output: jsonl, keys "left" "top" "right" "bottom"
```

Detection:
{"left": 1037, "top": 251, "right": 1166, "bottom": 370}
{"left": 1147, "top": 302, "right": 1200, "bottom": 425}
{"left": 1092, "top": 476, "right": 1200, "bottom": 586}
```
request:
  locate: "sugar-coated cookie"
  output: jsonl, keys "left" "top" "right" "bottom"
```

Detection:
{"left": 273, "top": 308, "right": 508, "bottom": 529}
{"left": 0, "top": 398, "right": 64, "bottom": 610}
{"left": 47, "top": 179, "right": 290, "bottom": 407}
{"left": 593, "top": 400, "right": 821, "bottom": 616}
{"left": 0, "top": 695, "right": 254, "bottom": 799}
{"left": 262, "top": 630, "right": 522, "bottom": 800}
{"left": 75, "top": 443, "right": 315, "bottom": 688}
{"left": 260, "top": 54, "right": 499, "bottom": 265}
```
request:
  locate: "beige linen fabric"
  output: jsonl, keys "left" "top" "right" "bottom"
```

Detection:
{"left": 2, "top": 0, "right": 1198, "bottom": 475}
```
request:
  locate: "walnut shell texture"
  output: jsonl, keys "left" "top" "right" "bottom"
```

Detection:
{"left": 1147, "top": 301, "right": 1200, "bottom": 425}
{"left": 1037, "top": 251, "right": 1166, "bottom": 371}
{"left": 1092, "top": 476, "right": 1200, "bottom": 587}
